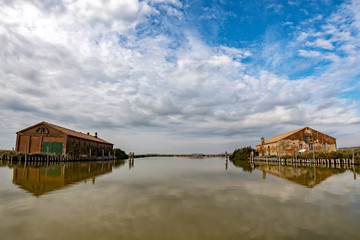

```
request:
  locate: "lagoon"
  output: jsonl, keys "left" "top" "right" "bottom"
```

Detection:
{"left": 0, "top": 157, "right": 359, "bottom": 240}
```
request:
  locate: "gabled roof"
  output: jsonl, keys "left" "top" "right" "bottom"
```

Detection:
{"left": 263, "top": 127, "right": 307, "bottom": 144}
{"left": 257, "top": 126, "right": 336, "bottom": 146}
{"left": 17, "top": 121, "right": 113, "bottom": 145}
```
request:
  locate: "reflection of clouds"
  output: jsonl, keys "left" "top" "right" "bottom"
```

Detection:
{"left": 0, "top": 158, "right": 360, "bottom": 239}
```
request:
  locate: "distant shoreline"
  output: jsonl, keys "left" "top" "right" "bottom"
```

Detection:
{"left": 133, "top": 154, "right": 226, "bottom": 159}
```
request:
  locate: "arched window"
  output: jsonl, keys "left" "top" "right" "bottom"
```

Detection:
{"left": 35, "top": 127, "right": 49, "bottom": 134}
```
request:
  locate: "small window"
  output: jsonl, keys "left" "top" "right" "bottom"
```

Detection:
{"left": 323, "top": 144, "right": 326, "bottom": 150}
{"left": 304, "top": 136, "right": 312, "bottom": 142}
{"left": 309, "top": 143, "right": 313, "bottom": 150}
{"left": 36, "top": 127, "right": 49, "bottom": 134}
{"left": 299, "top": 144, "right": 302, "bottom": 149}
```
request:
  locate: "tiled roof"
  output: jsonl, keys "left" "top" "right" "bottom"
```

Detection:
{"left": 19, "top": 121, "right": 113, "bottom": 145}
{"left": 262, "top": 127, "right": 307, "bottom": 145}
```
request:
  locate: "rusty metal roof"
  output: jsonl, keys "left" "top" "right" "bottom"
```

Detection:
{"left": 18, "top": 121, "right": 113, "bottom": 145}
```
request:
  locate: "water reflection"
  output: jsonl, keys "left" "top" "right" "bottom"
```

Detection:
{"left": 231, "top": 159, "right": 359, "bottom": 188}
{"left": 0, "top": 157, "right": 359, "bottom": 240}
{"left": 1, "top": 160, "right": 125, "bottom": 196}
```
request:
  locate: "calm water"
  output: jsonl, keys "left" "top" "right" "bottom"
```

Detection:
{"left": 0, "top": 158, "right": 359, "bottom": 240}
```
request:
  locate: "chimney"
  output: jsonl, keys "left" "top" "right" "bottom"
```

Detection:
{"left": 87, "top": 132, "right": 90, "bottom": 135}
{"left": 95, "top": 132, "right": 98, "bottom": 138}
{"left": 261, "top": 137, "right": 265, "bottom": 145}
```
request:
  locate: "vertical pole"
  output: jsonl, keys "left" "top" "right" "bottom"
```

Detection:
{"left": 312, "top": 146, "right": 315, "bottom": 164}
{"left": 352, "top": 148, "right": 355, "bottom": 165}
{"left": 132, "top": 153, "right": 134, "bottom": 168}
{"left": 225, "top": 151, "right": 228, "bottom": 170}
{"left": 277, "top": 145, "right": 280, "bottom": 162}
{"left": 25, "top": 146, "right": 27, "bottom": 163}
{"left": 47, "top": 146, "right": 49, "bottom": 163}
{"left": 23, "top": 146, "right": 27, "bottom": 177}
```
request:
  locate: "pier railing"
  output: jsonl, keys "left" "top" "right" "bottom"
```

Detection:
{"left": 251, "top": 156, "right": 358, "bottom": 165}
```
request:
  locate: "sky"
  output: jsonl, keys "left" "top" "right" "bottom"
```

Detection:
{"left": 0, "top": 0, "right": 359, "bottom": 154}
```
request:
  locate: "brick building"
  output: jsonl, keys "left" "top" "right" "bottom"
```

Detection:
{"left": 15, "top": 121, "right": 113, "bottom": 156}
{"left": 256, "top": 127, "right": 337, "bottom": 157}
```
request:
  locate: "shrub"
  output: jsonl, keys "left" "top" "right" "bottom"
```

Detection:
{"left": 282, "top": 155, "right": 292, "bottom": 160}
{"left": 113, "top": 148, "right": 128, "bottom": 159}
{"left": 230, "top": 146, "right": 256, "bottom": 161}
{"left": 316, "top": 152, "right": 327, "bottom": 159}
{"left": 297, "top": 152, "right": 313, "bottom": 159}
{"left": 326, "top": 151, "right": 343, "bottom": 159}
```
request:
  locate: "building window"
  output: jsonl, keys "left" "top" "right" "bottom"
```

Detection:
{"left": 36, "top": 127, "right": 49, "bottom": 134}
{"left": 323, "top": 144, "right": 326, "bottom": 150}
{"left": 304, "top": 136, "right": 312, "bottom": 142}
{"left": 299, "top": 144, "right": 302, "bottom": 149}
{"left": 309, "top": 143, "right": 313, "bottom": 150}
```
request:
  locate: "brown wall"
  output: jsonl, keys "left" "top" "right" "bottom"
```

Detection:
{"left": 16, "top": 123, "right": 113, "bottom": 156}
{"left": 67, "top": 136, "right": 113, "bottom": 156}
{"left": 257, "top": 127, "right": 337, "bottom": 156}
{"left": 16, "top": 124, "right": 66, "bottom": 154}
{"left": 18, "top": 135, "right": 30, "bottom": 153}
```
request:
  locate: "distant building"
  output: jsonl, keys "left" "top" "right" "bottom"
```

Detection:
{"left": 15, "top": 121, "right": 113, "bottom": 156}
{"left": 256, "top": 127, "right": 337, "bottom": 157}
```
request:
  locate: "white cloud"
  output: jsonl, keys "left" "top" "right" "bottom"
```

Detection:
{"left": 0, "top": 0, "right": 359, "bottom": 152}
{"left": 298, "top": 49, "right": 322, "bottom": 57}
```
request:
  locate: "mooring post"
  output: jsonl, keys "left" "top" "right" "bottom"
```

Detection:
{"left": 25, "top": 146, "right": 27, "bottom": 163}
{"left": 47, "top": 146, "right": 49, "bottom": 163}
{"left": 312, "top": 147, "right": 315, "bottom": 164}
{"left": 352, "top": 148, "right": 355, "bottom": 165}
{"left": 132, "top": 153, "right": 134, "bottom": 168}
{"left": 225, "top": 151, "right": 228, "bottom": 170}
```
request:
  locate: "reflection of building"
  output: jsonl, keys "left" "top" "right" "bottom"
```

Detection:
{"left": 256, "top": 165, "right": 345, "bottom": 188}
{"left": 12, "top": 162, "right": 118, "bottom": 196}
{"left": 15, "top": 121, "right": 113, "bottom": 156}
{"left": 256, "top": 127, "right": 337, "bottom": 157}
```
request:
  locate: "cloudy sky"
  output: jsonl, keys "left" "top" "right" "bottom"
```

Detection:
{"left": 1, "top": 0, "right": 359, "bottom": 153}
